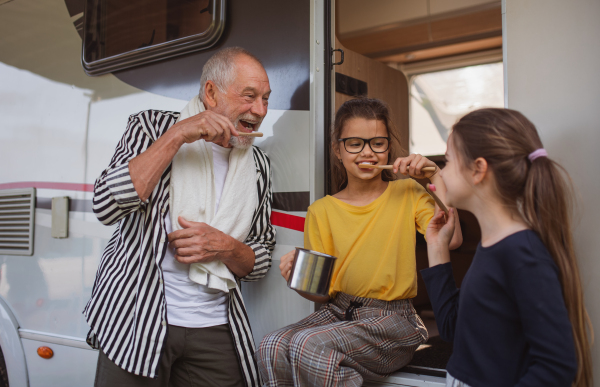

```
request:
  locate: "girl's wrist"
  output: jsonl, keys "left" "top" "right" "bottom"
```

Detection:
{"left": 426, "top": 244, "right": 451, "bottom": 266}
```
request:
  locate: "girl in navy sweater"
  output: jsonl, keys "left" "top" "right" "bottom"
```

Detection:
{"left": 422, "top": 108, "right": 592, "bottom": 387}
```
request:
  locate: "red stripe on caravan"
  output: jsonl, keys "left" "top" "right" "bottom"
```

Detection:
{"left": 0, "top": 182, "right": 307, "bottom": 232}
{"left": 0, "top": 182, "right": 95, "bottom": 192}
{"left": 270, "top": 211, "right": 305, "bottom": 232}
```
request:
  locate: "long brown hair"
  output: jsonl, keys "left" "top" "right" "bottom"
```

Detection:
{"left": 451, "top": 108, "right": 592, "bottom": 387}
{"left": 330, "top": 98, "right": 405, "bottom": 193}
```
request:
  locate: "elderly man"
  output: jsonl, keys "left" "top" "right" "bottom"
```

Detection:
{"left": 84, "top": 47, "right": 275, "bottom": 387}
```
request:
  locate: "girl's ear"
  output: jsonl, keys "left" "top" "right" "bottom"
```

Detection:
{"left": 204, "top": 81, "right": 219, "bottom": 108}
{"left": 333, "top": 141, "right": 342, "bottom": 160}
{"left": 472, "top": 157, "right": 488, "bottom": 186}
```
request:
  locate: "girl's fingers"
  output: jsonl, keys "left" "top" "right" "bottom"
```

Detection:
{"left": 415, "top": 156, "right": 428, "bottom": 176}
{"left": 442, "top": 208, "right": 456, "bottom": 232}
{"left": 399, "top": 157, "right": 411, "bottom": 175}
{"left": 431, "top": 209, "right": 447, "bottom": 225}
{"left": 279, "top": 258, "right": 290, "bottom": 271}
{"left": 279, "top": 250, "right": 296, "bottom": 279}
{"left": 280, "top": 261, "right": 293, "bottom": 280}
{"left": 446, "top": 207, "right": 455, "bottom": 224}
{"left": 410, "top": 155, "right": 423, "bottom": 176}
{"left": 393, "top": 158, "right": 402, "bottom": 173}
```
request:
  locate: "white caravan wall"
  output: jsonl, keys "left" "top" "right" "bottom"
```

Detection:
{"left": 503, "top": 0, "right": 600, "bottom": 376}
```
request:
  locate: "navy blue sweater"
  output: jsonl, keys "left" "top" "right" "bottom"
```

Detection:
{"left": 421, "top": 230, "right": 577, "bottom": 387}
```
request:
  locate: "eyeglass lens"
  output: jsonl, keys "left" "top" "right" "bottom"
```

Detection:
{"left": 344, "top": 137, "right": 389, "bottom": 153}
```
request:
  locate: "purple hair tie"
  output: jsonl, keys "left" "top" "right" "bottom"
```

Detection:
{"left": 528, "top": 148, "right": 548, "bottom": 162}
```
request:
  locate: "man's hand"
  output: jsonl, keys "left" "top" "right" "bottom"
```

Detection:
{"left": 129, "top": 110, "right": 240, "bottom": 202}
{"left": 168, "top": 217, "right": 255, "bottom": 277}
{"left": 174, "top": 110, "right": 240, "bottom": 148}
{"left": 168, "top": 217, "right": 233, "bottom": 264}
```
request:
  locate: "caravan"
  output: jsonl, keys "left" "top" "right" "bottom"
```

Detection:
{"left": 0, "top": 0, "right": 598, "bottom": 386}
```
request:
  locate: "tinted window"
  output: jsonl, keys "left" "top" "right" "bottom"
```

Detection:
{"left": 83, "top": 0, "right": 225, "bottom": 75}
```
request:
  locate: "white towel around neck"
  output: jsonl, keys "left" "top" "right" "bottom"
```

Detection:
{"left": 169, "top": 95, "right": 258, "bottom": 292}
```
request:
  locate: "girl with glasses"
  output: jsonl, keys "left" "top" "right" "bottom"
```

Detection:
{"left": 257, "top": 98, "right": 463, "bottom": 386}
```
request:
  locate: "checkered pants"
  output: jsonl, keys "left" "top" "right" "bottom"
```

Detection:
{"left": 257, "top": 292, "right": 428, "bottom": 386}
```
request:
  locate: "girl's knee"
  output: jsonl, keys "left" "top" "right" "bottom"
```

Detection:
{"left": 288, "top": 331, "right": 327, "bottom": 361}
{"left": 258, "top": 329, "right": 297, "bottom": 361}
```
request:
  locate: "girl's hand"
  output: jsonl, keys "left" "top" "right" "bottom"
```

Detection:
{"left": 393, "top": 154, "right": 439, "bottom": 179}
{"left": 279, "top": 250, "right": 296, "bottom": 281}
{"left": 426, "top": 207, "right": 456, "bottom": 249}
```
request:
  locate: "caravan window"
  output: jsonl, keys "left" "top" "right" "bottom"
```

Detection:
{"left": 409, "top": 62, "right": 504, "bottom": 156}
{"left": 83, "top": 0, "right": 225, "bottom": 75}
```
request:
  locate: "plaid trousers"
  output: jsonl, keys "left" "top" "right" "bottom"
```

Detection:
{"left": 257, "top": 292, "right": 428, "bottom": 387}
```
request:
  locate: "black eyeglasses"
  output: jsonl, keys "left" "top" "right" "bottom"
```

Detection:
{"left": 338, "top": 137, "right": 390, "bottom": 154}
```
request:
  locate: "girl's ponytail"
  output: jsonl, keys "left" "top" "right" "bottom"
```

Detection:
{"left": 523, "top": 153, "right": 593, "bottom": 387}
{"left": 452, "top": 108, "right": 592, "bottom": 387}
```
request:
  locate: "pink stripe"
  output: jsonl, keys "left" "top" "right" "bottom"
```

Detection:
{"left": 0, "top": 181, "right": 94, "bottom": 192}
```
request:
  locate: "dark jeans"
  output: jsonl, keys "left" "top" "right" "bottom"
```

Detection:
{"left": 94, "top": 324, "right": 244, "bottom": 387}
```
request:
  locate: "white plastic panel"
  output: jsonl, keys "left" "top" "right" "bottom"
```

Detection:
{"left": 0, "top": 297, "right": 28, "bottom": 387}
{"left": 364, "top": 372, "right": 446, "bottom": 386}
{"left": 21, "top": 338, "right": 97, "bottom": 387}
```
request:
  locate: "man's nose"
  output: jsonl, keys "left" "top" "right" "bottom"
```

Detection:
{"left": 251, "top": 98, "right": 267, "bottom": 117}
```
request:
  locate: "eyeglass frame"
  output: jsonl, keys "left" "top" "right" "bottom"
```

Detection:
{"left": 337, "top": 136, "right": 391, "bottom": 154}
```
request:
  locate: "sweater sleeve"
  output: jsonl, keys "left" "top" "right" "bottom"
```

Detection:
{"left": 421, "top": 262, "right": 460, "bottom": 342}
{"left": 92, "top": 114, "right": 153, "bottom": 225}
{"left": 512, "top": 259, "right": 577, "bottom": 387}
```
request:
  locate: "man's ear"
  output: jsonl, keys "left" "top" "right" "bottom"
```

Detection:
{"left": 203, "top": 81, "right": 219, "bottom": 108}
{"left": 472, "top": 157, "right": 488, "bottom": 186}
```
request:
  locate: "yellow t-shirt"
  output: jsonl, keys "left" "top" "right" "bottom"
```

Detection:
{"left": 304, "top": 179, "right": 434, "bottom": 301}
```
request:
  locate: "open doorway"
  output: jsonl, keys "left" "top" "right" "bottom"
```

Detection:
{"left": 333, "top": 0, "right": 503, "bottom": 376}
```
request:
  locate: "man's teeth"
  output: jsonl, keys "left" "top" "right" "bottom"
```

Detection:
{"left": 240, "top": 120, "right": 257, "bottom": 130}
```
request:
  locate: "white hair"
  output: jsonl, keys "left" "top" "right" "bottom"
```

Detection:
{"left": 199, "top": 47, "right": 263, "bottom": 102}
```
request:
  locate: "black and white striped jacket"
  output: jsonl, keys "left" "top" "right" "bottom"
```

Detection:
{"left": 83, "top": 110, "right": 275, "bottom": 386}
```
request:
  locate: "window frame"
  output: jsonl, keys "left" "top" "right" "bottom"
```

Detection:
{"left": 82, "top": 0, "right": 227, "bottom": 76}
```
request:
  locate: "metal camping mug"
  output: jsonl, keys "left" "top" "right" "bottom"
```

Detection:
{"left": 287, "top": 248, "right": 338, "bottom": 296}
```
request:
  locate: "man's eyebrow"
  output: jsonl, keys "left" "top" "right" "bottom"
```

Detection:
{"left": 241, "top": 87, "right": 271, "bottom": 96}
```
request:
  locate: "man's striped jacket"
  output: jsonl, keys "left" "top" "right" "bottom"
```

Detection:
{"left": 83, "top": 110, "right": 275, "bottom": 386}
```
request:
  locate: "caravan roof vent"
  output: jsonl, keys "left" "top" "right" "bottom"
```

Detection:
{"left": 0, "top": 188, "right": 36, "bottom": 256}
